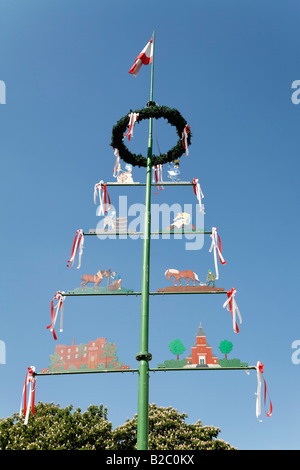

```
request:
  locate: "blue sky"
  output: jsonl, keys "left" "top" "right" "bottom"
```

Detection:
{"left": 0, "top": 0, "right": 300, "bottom": 450}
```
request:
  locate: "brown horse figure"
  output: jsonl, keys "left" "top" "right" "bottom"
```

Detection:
{"left": 165, "top": 269, "right": 203, "bottom": 286}
{"left": 81, "top": 270, "right": 109, "bottom": 290}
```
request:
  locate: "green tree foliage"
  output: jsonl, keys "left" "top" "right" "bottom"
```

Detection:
{"left": 77, "top": 343, "right": 86, "bottom": 361}
{"left": 49, "top": 352, "right": 64, "bottom": 372}
{"left": 111, "top": 404, "right": 236, "bottom": 450}
{"left": 0, "top": 402, "right": 111, "bottom": 450}
{"left": 100, "top": 342, "right": 117, "bottom": 368}
{"left": 219, "top": 340, "right": 233, "bottom": 359}
{"left": 0, "top": 402, "right": 236, "bottom": 450}
{"left": 168, "top": 339, "right": 186, "bottom": 361}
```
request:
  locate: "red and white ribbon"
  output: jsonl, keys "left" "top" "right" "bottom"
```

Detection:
{"left": 153, "top": 165, "right": 164, "bottom": 194}
{"left": 209, "top": 227, "right": 226, "bottom": 280}
{"left": 124, "top": 112, "right": 139, "bottom": 141}
{"left": 94, "top": 180, "right": 111, "bottom": 216}
{"left": 47, "top": 291, "right": 66, "bottom": 341}
{"left": 256, "top": 361, "right": 273, "bottom": 421}
{"left": 20, "top": 366, "right": 36, "bottom": 425}
{"left": 67, "top": 229, "right": 84, "bottom": 269}
{"left": 223, "top": 287, "right": 242, "bottom": 333}
{"left": 192, "top": 178, "right": 204, "bottom": 213}
{"left": 113, "top": 148, "right": 120, "bottom": 178}
{"left": 181, "top": 124, "right": 190, "bottom": 156}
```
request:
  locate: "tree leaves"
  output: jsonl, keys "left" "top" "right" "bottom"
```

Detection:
{"left": 0, "top": 402, "right": 236, "bottom": 450}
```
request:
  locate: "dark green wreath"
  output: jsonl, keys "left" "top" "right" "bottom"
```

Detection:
{"left": 110, "top": 102, "right": 191, "bottom": 167}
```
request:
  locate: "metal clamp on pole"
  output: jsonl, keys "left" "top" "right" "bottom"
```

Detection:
{"left": 136, "top": 352, "right": 152, "bottom": 362}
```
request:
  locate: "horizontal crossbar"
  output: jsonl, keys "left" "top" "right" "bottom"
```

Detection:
{"left": 34, "top": 366, "right": 256, "bottom": 377}
{"left": 62, "top": 290, "right": 227, "bottom": 297}
{"left": 84, "top": 230, "right": 211, "bottom": 236}
{"left": 104, "top": 181, "right": 194, "bottom": 187}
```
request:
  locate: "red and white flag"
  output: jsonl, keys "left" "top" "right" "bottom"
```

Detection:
{"left": 129, "top": 38, "right": 153, "bottom": 77}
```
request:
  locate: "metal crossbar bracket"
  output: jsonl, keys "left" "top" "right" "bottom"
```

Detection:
{"left": 136, "top": 352, "right": 152, "bottom": 362}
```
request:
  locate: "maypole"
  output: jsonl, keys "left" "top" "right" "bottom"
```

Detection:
{"left": 136, "top": 30, "right": 155, "bottom": 451}
{"left": 18, "top": 32, "right": 273, "bottom": 452}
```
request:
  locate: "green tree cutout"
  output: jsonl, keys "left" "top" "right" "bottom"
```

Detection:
{"left": 76, "top": 343, "right": 86, "bottom": 362}
{"left": 219, "top": 340, "right": 233, "bottom": 359}
{"left": 100, "top": 342, "right": 117, "bottom": 368}
{"left": 49, "top": 352, "right": 65, "bottom": 373}
{"left": 168, "top": 338, "right": 186, "bottom": 361}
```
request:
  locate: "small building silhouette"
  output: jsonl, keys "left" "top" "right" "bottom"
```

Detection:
{"left": 186, "top": 324, "right": 219, "bottom": 367}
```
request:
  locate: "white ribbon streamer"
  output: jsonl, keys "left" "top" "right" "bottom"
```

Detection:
{"left": 19, "top": 366, "right": 36, "bottom": 425}
{"left": 181, "top": 124, "right": 190, "bottom": 156}
{"left": 209, "top": 227, "right": 226, "bottom": 280}
{"left": 76, "top": 233, "right": 84, "bottom": 269}
{"left": 67, "top": 229, "right": 84, "bottom": 269}
{"left": 153, "top": 165, "right": 164, "bottom": 193}
{"left": 256, "top": 361, "right": 263, "bottom": 422}
{"left": 192, "top": 178, "right": 205, "bottom": 213}
{"left": 124, "top": 112, "right": 139, "bottom": 141}
{"left": 47, "top": 291, "right": 66, "bottom": 339}
{"left": 222, "top": 288, "right": 242, "bottom": 333}
{"left": 255, "top": 361, "right": 273, "bottom": 421}
{"left": 94, "top": 180, "right": 105, "bottom": 216}
{"left": 113, "top": 148, "right": 120, "bottom": 178}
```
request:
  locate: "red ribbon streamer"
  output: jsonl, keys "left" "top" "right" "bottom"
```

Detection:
{"left": 103, "top": 184, "right": 111, "bottom": 214}
{"left": 192, "top": 178, "right": 198, "bottom": 197}
{"left": 258, "top": 362, "right": 273, "bottom": 418}
{"left": 67, "top": 229, "right": 83, "bottom": 268}
{"left": 24, "top": 367, "right": 36, "bottom": 417}
{"left": 124, "top": 113, "right": 139, "bottom": 141}
{"left": 192, "top": 178, "right": 205, "bottom": 213}
{"left": 47, "top": 292, "right": 64, "bottom": 341}
{"left": 226, "top": 288, "right": 239, "bottom": 333}
{"left": 182, "top": 124, "right": 190, "bottom": 155}
{"left": 94, "top": 181, "right": 111, "bottom": 215}
{"left": 153, "top": 165, "right": 164, "bottom": 194}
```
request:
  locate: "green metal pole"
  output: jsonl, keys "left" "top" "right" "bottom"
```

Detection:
{"left": 136, "top": 31, "right": 155, "bottom": 451}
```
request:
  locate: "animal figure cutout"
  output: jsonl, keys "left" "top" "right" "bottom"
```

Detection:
{"left": 115, "top": 163, "right": 134, "bottom": 183}
{"left": 165, "top": 269, "right": 205, "bottom": 287}
{"left": 167, "top": 161, "right": 180, "bottom": 182}
{"left": 81, "top": 270, "right": 109, "bottom": 290}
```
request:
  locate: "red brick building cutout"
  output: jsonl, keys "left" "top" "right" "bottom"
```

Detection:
{"left": 41, "top": 337, "right": 130, "bottom": 373}
{"left": 186, "top": 324, "right": 219, "bottom": 368}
